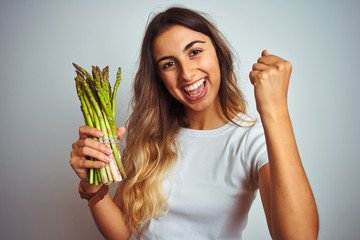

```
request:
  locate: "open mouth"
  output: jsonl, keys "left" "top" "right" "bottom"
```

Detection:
{"left": 183, "top": 78, "right": 206, "bottom": 99}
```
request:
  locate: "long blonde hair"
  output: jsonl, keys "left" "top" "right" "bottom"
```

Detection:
{"left": 114, "top": 7, "right": 249, "bottom": 233}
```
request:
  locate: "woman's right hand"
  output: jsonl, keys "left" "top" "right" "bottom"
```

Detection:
{"left": 70, "top": 126, "right": 126, "bottom": 192}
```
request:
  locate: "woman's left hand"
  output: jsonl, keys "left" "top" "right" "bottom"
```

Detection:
{"left": 249, "top": 50, "right": 292, "bottom": 117}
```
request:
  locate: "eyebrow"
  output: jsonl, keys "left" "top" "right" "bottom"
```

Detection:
{"left": 184, "top": 40, "right": 205, "bottom": 52}
{"left": 156, "top": 40, "right": 206, "bottom": 64}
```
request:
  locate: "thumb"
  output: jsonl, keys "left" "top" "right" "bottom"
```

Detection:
{"left": 116, "top": 126, "right": 126, "bottom": 140}
{"left": 262, "top": 49, "right": 270, "bottom": 56}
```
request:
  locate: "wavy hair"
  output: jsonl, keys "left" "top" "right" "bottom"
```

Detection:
{"left": 114, "top": 6, "right": 251, "bottom": 233}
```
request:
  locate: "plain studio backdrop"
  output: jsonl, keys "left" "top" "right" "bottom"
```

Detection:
{"left": 0, "top": 0, "right": 359, "bottom": 239}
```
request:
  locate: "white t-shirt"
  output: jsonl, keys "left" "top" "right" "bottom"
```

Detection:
{"left": 133, "top": 117, "right": 269, "bottom": 240}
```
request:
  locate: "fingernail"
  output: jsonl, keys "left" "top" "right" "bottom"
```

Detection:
{"left": 98, "top": 162, "right": 106, "bottom": 168}
{"left": 97, "top": 131, "right": 104, "bottom": 137}
{"left": 104, "top": 155, "right": 111, "bottom": 162}
{"left": 105, "top": 147, "right": 113, "bottom": 154}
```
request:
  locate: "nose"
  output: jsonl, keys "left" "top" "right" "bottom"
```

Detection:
{"left": 179, "top": 60, "right": 196, "bottom": 82}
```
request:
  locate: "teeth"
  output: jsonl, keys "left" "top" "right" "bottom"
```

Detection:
{"left": 184, "top": 78, "right": 205, "bottom": 92}
{"left": 189, "top": 91, "right": 203, "bottom": 97}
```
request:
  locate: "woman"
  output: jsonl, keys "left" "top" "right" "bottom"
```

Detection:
{"left": 70, "top": 7, "right": 319, "bottom": 239}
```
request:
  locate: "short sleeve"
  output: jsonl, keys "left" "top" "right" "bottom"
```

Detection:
{"left": 243, "top": 121, "right": 269, "bottom": 189}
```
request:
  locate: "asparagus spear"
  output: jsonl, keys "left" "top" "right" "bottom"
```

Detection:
{"left": 73, "top": 63, "right": 126, "bottom": 184}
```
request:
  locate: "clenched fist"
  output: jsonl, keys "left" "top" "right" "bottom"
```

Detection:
{"left": 249, "top": 50, "right": 292, "bottom": 117}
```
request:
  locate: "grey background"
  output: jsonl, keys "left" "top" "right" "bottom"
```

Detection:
{"left": 0, "top": 0, "right": 359, "bottom": 239}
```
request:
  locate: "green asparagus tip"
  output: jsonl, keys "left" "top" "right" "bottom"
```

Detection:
{"left": 73, "top": 63, "right": 85, "bottom": 73}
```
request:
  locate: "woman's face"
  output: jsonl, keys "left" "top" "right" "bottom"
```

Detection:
{"left": 152, "top": 24, "right": 221, "bottom": 116}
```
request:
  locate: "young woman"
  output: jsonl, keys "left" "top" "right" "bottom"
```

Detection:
{"left": 70, "top": 7, "right": 319, "bottom": 240}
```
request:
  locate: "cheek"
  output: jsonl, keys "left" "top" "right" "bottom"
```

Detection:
{"left": 161, "top": 76, "right": 179, "bottom": 98}
{"left": 163, "top": 81, "right": 174, "bottom": 93}
{"left": 202, "top": 51, "right": 220, "bottom": 75}
{"left": 206, "top": 57, "right": 221, "bottom": 83}
{"left": 161, "top": 71, "right": 180, "bottom": 88}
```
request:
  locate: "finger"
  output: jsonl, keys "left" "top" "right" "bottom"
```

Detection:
{"left": 252, "top": 62, "right": 269, "bottom": 71}
{"left": 70, "top": 155, "right": 106, "bottom": 178}
{"left": 262, "top": 49, "right": 270, "bottom": 57}
{"left": 258, "top": 53, "right": 283, "bottom": 65}
{"left": 74, "top": 137, "right": 113, "bottom": 155}
{"left": 79, "top": 159, "right": 106, "bottom": 169}
{"left": 79, "top": 125, "right": 104, "bottom": 139}
{"left": 78, "top": 137, "right": 109, "bottom": 151}
{"left": 116, "top": 126, "right": 126, "bottom": 140}
{"left": 76, "top": 145, "right": 112, "bottom": 163}
{"left": 249, "top": 70, "right": 260, "bottom": 85}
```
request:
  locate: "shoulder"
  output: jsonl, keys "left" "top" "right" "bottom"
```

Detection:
{"left": 230, "top": 114, "right": 267, "bottom": 157}
{"left": 229, "top": 113, "right": 264, "bottom": 138}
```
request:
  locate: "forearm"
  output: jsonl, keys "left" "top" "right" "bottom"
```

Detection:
{"left": 261, "top": 109, "right": 319, "bottom": 239}
{"left": 90, "top": 194, "right": 131, "bottom": 240}
{"left": 82, "top": 181, "right": 131, "bottom": 240}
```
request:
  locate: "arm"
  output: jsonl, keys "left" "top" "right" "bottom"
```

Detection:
{"left": 83, "top": 182, "right": 131, "bottom": 240}
{"left": 70, "top": 126, "right": 131, "bottom": 240}
{"left": 250, "top": 50, "right": 319, "bottom": 239}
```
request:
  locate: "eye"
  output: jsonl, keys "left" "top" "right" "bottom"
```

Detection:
{"left": 162, "top": 61, "right": 176, "bottom": 70}
{"left": 190, "top": 49, "right": 202, "bottom": 56}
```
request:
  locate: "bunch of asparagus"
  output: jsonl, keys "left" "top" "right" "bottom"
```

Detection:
{"left": 73, "top": 63, "right": 126, "bottom": 185}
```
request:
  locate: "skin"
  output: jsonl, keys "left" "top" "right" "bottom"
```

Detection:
{"left": 251, "top": 50, "right": 319, "bottom": 239}
{"left": 70, "top": 25, "right": 319, "bottom": 239}
{"left": 71, "top": 126, "right": 131, "bottom": 239}
{"left": 152, "top": 25, "right": 227, "bottom": 130}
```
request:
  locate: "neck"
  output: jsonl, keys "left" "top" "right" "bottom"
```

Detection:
{"left": 184, "top": 97, "right": 228, "bottom": 130}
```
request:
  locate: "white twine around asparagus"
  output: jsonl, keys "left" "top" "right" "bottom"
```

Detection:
{"left": 96, "top": 135, "right": 119, "bottom": 144}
